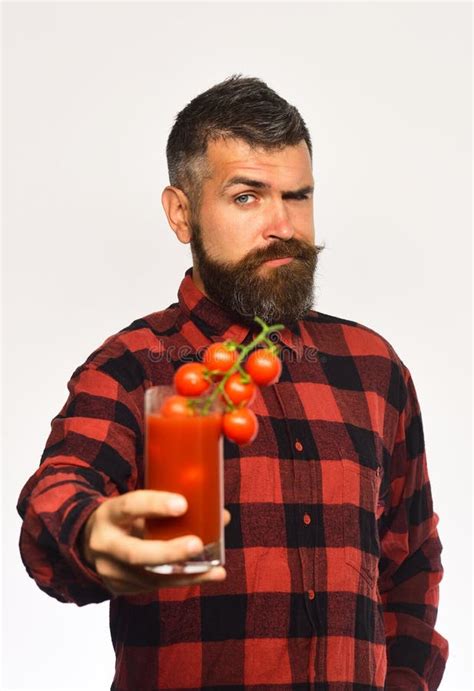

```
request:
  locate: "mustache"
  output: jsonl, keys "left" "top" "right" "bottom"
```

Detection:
{"left": 242, "top": 238, "right": 318, "bottom": 269}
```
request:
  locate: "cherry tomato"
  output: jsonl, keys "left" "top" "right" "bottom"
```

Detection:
{"left": 203, "top": 342, "right": 238, "bottom": 375}
{"left": 223, "top": 372, "right": 256, "bottom": 406}
{"left": 244, "top": 348, "right": 282, "bottom": 386}
{"left": 160, "top": 395, "right": 194, "bottom": 417}
{"left": 223, "top": 408, "right": 259, "bottom": 445}
{"left": 174, "top": 362, "right": 210, "bottom": 396}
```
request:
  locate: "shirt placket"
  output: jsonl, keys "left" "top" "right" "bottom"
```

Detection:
{"left": 272, "top": 382, "right": 319, "bottom": 613}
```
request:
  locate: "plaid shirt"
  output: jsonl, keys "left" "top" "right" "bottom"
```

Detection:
{"left": 17, "top": 267, "right": 448, "bottom": 690}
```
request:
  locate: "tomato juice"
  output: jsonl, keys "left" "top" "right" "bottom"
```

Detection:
{"left": 144, "top": 410, "right": 223, "bottom": 546}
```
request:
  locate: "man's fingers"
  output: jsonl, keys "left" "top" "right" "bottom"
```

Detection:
{"left": 107, "top": 490, "right": 188, "bottom": 524}
{"left": 95, "top": 555, "right": 227, "bottom": 596}
{"left": 87, "top": 491, "right": 232, "bottom": 584}
{"left": 105, "top": 530, "right": 205, "bottom": 567}
{"left": 104, "top": 491, "right": 230, "bottom": 532}
{"left": 129, "top": 517, "right": 145, "bottom": 538}
{"left": 95, "top": 556, "right": 152, "bottom": 592}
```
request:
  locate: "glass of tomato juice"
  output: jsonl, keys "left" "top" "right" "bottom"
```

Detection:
{"left": 143, "top": 385, "right": 224, "bottom": 574}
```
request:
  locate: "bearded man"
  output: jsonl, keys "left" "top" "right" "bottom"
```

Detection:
{"left": 17, "top": 74, "right": 448, "bottom": 690}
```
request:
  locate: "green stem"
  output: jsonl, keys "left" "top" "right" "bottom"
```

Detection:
{"left": 199, "top": 317, "right": 284, "bottom": 415}
{"left": 219, "top": 387, "right": 235, "bottom": 410}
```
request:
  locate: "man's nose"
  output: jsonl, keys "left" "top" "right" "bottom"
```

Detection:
{"left": 262, "top": 204, "right": 295, "bottom": 241}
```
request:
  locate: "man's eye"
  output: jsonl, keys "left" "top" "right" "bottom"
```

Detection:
{"left": 234, "top": 192, "right": 310, "bottom": 205}
{"left": 235, "top": 194, "right": 256, "bottom": 205}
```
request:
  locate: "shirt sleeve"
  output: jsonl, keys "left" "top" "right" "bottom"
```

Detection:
{"left": 378, "top": 363, "right": 449, "bottom": 689}
{"left": 16, "top": 363, "right": 143, "bottom": 607}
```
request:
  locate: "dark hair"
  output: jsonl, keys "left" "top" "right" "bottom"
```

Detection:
{"left": 166, "top": 74, "right": 313, "bottom": 216}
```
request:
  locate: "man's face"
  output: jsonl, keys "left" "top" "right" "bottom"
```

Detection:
{"left": 189, "top": 137, "right": 320, "bottom": 326}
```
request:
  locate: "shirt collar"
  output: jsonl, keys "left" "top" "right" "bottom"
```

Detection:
{"left": 177, "top": 267, "right": 308, "bottom": 356}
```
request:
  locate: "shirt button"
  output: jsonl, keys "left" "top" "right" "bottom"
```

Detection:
{"left": 294, "top": 440, "right": 303, "bottom": 452}
{"left": 307, "top": 589, "right": 315, "bottom": 600}
{"left": 303, "top": 513, "right": 311, "bottom": 525}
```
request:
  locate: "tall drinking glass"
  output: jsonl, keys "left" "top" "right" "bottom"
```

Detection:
{"left": 143, "top": 385, "right": 224, "bottom": 574}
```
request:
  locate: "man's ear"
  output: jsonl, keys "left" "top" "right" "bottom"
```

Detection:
{"left": 161, "top": 186, "right": 193, "bottom": 244}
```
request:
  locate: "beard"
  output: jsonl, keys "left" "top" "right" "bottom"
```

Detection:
{"left": 190, "top": 220, "right": 323, "bottom": 326}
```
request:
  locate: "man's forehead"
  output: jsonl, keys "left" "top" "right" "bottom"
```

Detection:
{"left": 205, "top": 138, "right": 312, "bottom": 186}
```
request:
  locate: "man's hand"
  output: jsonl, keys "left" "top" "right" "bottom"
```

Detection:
{"left": 79, "top": 490, "right": 229, "bottom": 596}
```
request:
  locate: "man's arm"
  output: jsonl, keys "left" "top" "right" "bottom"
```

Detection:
{"left": 16, "top": 365, "right": 136, "bottom": 605}
{"left": 16, "top": 363, "right": 225, "bottom": 606}
{"left": 378, "top": 363, "right": 448, "bottom": 689}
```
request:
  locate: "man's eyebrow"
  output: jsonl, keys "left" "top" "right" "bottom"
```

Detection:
{"left": 221, "top": 176, "right": 314, "bottom": 198}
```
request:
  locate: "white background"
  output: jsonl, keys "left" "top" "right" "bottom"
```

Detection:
{"left": 2, "top": 1, "right": 472, "bottom": 689}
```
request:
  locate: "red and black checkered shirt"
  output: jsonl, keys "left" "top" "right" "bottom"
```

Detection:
{"left": 17, "top": 267, "right": 448, "bottom": 690}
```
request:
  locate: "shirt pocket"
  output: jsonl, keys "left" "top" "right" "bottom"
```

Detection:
{"left": 339, "top": 446, "right": 383, "bottom": 589}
